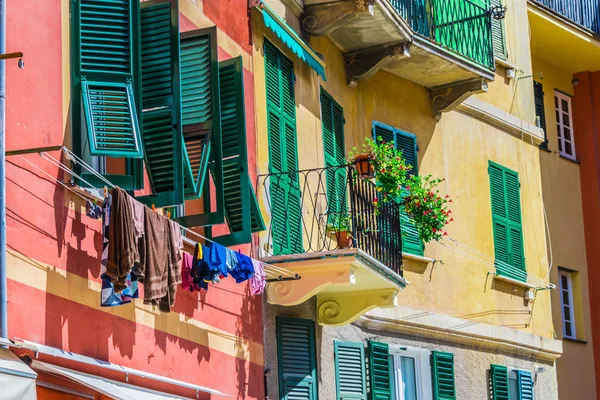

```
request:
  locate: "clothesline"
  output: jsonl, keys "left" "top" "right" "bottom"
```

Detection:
{"left": 15, "top": 148, "right": 301, "bottom": 282}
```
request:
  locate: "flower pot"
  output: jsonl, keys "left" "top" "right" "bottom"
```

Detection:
{"left": 353, "top": 154, "right": 374, "bottom": 178}
{"left": 335, "top": 231, "right": 352, "bottom": 249}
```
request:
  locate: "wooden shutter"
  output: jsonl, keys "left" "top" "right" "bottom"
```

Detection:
{"left": 368, "top": 341, "right": 391, "bottom": 400}
{"left": 334, "top": 341, "right": 366, "bottom": 400}
{"left": 321, "top": 90, "right": 347, "bottom": 225}
{"left": 490, "top": 364, "right": 509, "bottom": 400}
{"left": 265, "top": 40, "right": 303, "bottom": 255}
{"left": 211, "top": 57, "right": 265, "bottom": 246}
{"left": 137, "top": 0, "right": 183, "bottom": 207}
{"left": 533, "top": 81, "right": 548, "bottom": 148}
{"left": 276, "top": 318, "right": 318, "bottom": 400}
{"left": 489, "top": 162, "right": 526, "bottom": 281}
{"left": 71, "top": 0, "right": 144, "bottom": 188}
{"left": 491, "top": 0, "right": 508, "bottom": 60}
{"left": 517, "top": 370, "right": 534, "bottom": 400}
{"left": 431, "top": 351, "right": 456, "bottom": 400}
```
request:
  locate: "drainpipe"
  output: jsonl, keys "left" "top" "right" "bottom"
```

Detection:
{"left": 0, "top": 0, "right": 8, "bottom": 339}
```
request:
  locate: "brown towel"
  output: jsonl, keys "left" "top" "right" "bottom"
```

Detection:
{"left": 106, "top": 187, "right": 138, "bottom": 292}
{"left": 141, "top": 207, "right": 182, "bottom": 312}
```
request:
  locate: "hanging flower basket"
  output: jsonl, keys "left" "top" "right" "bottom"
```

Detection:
{"left": 352, "top": 153, "right": 375, "bottom": 179}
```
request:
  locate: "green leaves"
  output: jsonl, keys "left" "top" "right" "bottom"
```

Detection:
{"left": 404, "top": 174, "right": 452, "bottom": 243}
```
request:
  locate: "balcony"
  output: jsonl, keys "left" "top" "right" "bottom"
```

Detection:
{"left": 257, "top": 165, "right": 407, "bottom": 326}
{"left": 302, "top": 0, "right": 495, "bottom": 116}
{"left": 531, "top": 0, "right": 600, "bottom": 35}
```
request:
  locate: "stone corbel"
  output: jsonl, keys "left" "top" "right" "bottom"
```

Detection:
{"left": 302, "top": 0, "right": 374, "bottom": 37}
{"left": 266, "top": 265, "right": 355, "bottom": 306}
{"left": 429, "top": 78, "right": 489, "bottom": 120}
{"left": 344, "top": 42, "right": 410, "bottom": 87}
{"left": 317, "top": 288, "right": 398, "bottom": 326}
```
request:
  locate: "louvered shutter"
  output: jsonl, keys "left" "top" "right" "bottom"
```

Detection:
{"left": 210, "top": 57, "right": 265, "bottom": 246}
{"left": 489, "top": 162, "right": 510, "bottom": 273}
{"left": 137, "top": 0, "right": 183, "bottom": 207}
{"left": 265, "top": 40, "right": 303, "bottom": 255}
{"left": 368, "top": 341, "right": 391, "bottom": 400}
{"left": 276, "top": 318, "right": 318, "bottom": 400}
{"left": 517, "top": 370, "right": 534, "bottom": 400}
{"left": 491, "top": 0, "right": 507, "bottom": 60}
{"left": 505, "top": 169, "right": 526, "bottom": 281}
{"left": 431, "top": 351, "right": 456, "bottom": 400}
{"left": 321, "top": 91, "right": 348, "bottom": 226}
{"left": 490, "top": 365, "right": 509, "bottom": 400}
{"left": 334, "top": 341, "right": 366, "bottom": 400}
{"left": 533, "top": 82, "right": 548, "bottom": 148}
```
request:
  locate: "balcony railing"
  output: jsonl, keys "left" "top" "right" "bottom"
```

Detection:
{"left": 387, "top": 0, "right": 495, "bottom": 69}
{"left": 532, "top": 0, "right": 600, "bottom": 35}
{"left": 258, "top": 165, "right": 403, "bottom": 276}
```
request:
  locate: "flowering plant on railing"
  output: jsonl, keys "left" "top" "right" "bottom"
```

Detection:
{"left": 404, "top": 174, "right": 453, "bottom": 243}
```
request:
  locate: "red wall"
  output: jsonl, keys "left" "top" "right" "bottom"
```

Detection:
{"left": 4, "top": 0, "right": 262, "bottom": 399}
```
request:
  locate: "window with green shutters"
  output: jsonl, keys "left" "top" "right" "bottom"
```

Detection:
{"left": 488, "top": 162, "right": 526, "bottom": 282}
{"left": 265, "top": 39, "right": 303, "bottom": 255}
{"left": 490, "top": 365, "right": 534, "bottom": 400}
{"left": 71, "top": 0, "right": 145, "bottom": 190}
{"left": 334, "top": 341, "right": 366, "bottom": 400}
{"left": 368, "top": 341, "right": 392, "bottom": 400}
{"left": 320, "top": 90, "right": 347, "bottom": 226}
{"left": 491, "top": 0, "right": 508, "bottom": 60}
{"left": 431, "top": 351, "right": 456, "bottom": 400}
{"left": 533, "top": 81, "right": 548, "bottom": 149}
{"left": 276, "top": 318, "right": 318, "bottom": 400}
{"left": 373, "top": 122, "right": 424, "bottom": 256}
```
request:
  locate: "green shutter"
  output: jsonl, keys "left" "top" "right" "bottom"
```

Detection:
{"left": 431, "top": 351, "right": 456, "bottom": 400}
{"left": 208, "top": 57, "right": 265, "bottom": 246}
{"left": 321, "top": 90, "right": 347, "bottom": 226}
{"left": 71, "top": 0, "right": 144, "bottom": 189}
{"left": 490, "top": 365, "right": 510, "bottom": 400}
{"left": 491, "top": 0, "right": 507, "bottom": 60}
{"left": 277, "top": 318, "right": 318, "bottom": 400}
{"left": 265, "top": 40, "right": 303, "bottom": 255}
{"left": 517, "top": 370, "right": 534, "bottom": 400}
{"left": 137, "top": 0, "right": 183, "bottom": 207}
{"left": 334, "top": 341, "right": 366, "bottom": 400}
{"left": 533, "top": 81, "right": 548, "bottom": 148}
{"left": 368, "top": 341, "right": 391, "bottom": 400}
{"left": 489, "top": 161, "right": 526, "bottom": 281}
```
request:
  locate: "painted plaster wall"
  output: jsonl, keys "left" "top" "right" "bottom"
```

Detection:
{"left": 251, "top": 7, "right": 553, "bottom": 338}
{"left": 5, "top": 0, "right": 263, "bottom": 398}
{"left": 530, "top": 56, "right": 597, "bottom": 400}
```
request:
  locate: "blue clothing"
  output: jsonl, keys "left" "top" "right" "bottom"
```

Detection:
{"left": 206, "top": 243, "right": 228, "bottom": 278}
{"left": 231, "top": 252, "right": 255, "bottom": 283}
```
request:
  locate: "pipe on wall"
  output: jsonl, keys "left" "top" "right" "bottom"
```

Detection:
{"left": 0, "top": 0, "right": 8, "bottom": 339}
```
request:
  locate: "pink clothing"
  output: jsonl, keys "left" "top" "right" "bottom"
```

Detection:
{"left": 250, "top": 259, "right": 266, "bottom": 295}
{"left": 181, "top": 252, "right": 194, "bottom": 292}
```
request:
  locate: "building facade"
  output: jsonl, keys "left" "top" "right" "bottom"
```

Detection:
{"left": 253, "top": 0, "right": 562, "bottom": 399}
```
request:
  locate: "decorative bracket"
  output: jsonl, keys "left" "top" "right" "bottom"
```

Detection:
{"left": 429, "top": 78, "right": 489, "bottom": 120}
{"left": 301, "top": 0, "right": 375, "bottom": 37}
{"left": 317, "top": 288, "right": 398, "bottom": 326}
{"left": 344, "top": 42, "right": 410, "bottom": 87}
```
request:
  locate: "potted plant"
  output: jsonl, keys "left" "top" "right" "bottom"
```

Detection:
{"left": 326, "top": 213, "right": 353, "bottom": 249}
{"left": 347, "top": 140, "right": 375, "bottom": 178}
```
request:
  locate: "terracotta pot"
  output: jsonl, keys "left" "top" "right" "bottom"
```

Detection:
{"left": 353, "top": 154, "right": 374, "bottom": 178}
{"left": 335, "top": 231, "right": 352, "bottom": 249}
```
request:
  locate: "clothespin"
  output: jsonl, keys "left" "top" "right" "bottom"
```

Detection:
{"left": 152, "top": 204, "right": 156, "bottom": 212}
{"left": 103, "top": 186, "right": 108, "bottom": 198}
{"left": 166, "top": 210, "right": 171, "bottom": 219}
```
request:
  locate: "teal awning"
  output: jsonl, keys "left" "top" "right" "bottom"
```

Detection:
{"left": 257, "top": 2, "right": 326, "bottom": 80}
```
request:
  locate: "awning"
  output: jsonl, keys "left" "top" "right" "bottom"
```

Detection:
{"left": 31, "top": 361, "right": 189, "bottom": 400}
{"left": 0, "top": 348, "right": 37, "bottom": 400}
{"left": 256, "top": 1, "right": 327, "bottom": 80}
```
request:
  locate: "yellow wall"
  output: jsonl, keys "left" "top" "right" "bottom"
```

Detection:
{"left": 252, "top": 0, "right": 554, "bottom": 339}
{"left": 532, "top": 54, "right": 597, "bottom": 398}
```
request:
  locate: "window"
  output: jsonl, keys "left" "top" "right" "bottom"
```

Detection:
{"left": 390, "top": 347, "right": 434, "bottom": 400}
{"left": 491, "top": 0, "right": 508, "bottom": 60}
{"left": 277, "top": 318, "right": 318, "bottom": 400}
{"left": 334, "top": 341, "right": 366, "bottom": 400}
{"left": 373, "top": 122, "right": 424, "bottom": 256}
{"left": 555, "top": 91, "right": 576, "bottom": 160}
{"left": 490, "top": 365, "right": 534, "bottom": 400}
{"left": 533, "top": 81, "right": 547, "bottom": 149}
{"left": 559, "top": 269, "right": 576, "bottom": 339}
{"left": 489, "top": 162, "right": 526, "bottom": 282}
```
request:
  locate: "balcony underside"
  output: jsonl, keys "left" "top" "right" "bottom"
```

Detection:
{"left": 264, "top": 249, "right": 406, "bottom": 326}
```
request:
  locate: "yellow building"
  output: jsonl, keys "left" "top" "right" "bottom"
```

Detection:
{"left": 250, "top": 0, "right": 562, "bottom": 398}
{"left": 528, "top": 1, "right": 600, "bottom": 398}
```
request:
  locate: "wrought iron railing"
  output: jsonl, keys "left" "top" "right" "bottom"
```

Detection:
{"left": 257, "top": 165, "right": 403, "bottom": 275}
{"left": 387, "top": 0, "right": 495, "bottom": 70}
{"left": 532, "top": 0, "right": 600, "bottom": 35}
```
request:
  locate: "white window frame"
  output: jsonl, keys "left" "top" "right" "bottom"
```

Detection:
{"left": 506, "top": 367, "right": 533, "bottom": 399}
{"left": 559, "top": 269, "right": 577, "bottom": 340}
{"left": 389, "top": 346, "right": 432, "bottom": 400}
{"left": 554, "top": 90, "right": 576, "bottom": 160}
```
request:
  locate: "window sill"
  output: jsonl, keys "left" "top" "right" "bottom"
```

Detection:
{"left": 560, "top": 154, "right": 580, "bottom": 164}
{"left": 539, "top": 145, "right": 552, "bottom": 153}
{"left": 563, "top": 337, "right": 588, "bottom": 344}
{"left": 493, "top": 273, "right": 537, "bottom": 289}
{"left": 402, "top": 252, "right": 435, "bottom": 264}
